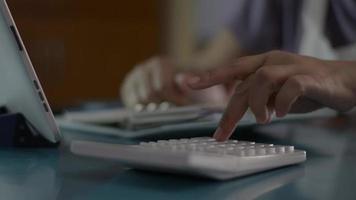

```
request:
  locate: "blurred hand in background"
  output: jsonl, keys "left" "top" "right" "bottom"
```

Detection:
{"left": 120, "top": 56, "right": 230, "bottom": 108}
{"left": 120, "top": 29, "right": 239, "bottom": 109}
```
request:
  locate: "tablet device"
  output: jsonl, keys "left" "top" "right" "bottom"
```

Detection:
{"left": 0, "top": 0, "right": 60, "bottom": 142}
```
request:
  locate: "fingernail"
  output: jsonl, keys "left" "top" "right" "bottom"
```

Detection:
{"left": 255, "top": 112, "right": 267, "bottom": 124}
{"left": 257, "top": 107, "right": 271, "bottom": 124}
{"left": 276, "top": 111, "right": 287, "bottom": 118}
{"left": 188, "top": 76, "right": 201, "bottom": 85}
{"left": 266, "top": 111, "right": 273, "bottom": 123}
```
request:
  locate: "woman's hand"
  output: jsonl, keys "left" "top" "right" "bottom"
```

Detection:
{"left": 120, "top": 57, "right": 229, "bottom": 108}
{"left": 188, "top": 50, "right": 356, "bottom": 141}
{"left": 120, "top": 57, "right": 191, "bottom": 108}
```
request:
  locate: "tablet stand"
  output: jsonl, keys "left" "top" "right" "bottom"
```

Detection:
{"left": 0, "top": 106, "right": 60, "bottom": 148}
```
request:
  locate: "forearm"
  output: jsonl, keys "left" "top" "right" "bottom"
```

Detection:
{"left": 330, "top": 60, "right": 356, "bottom": 106}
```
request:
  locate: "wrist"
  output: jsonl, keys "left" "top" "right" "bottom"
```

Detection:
{"left": 348, "top": 61, "right": 356, "bottom": 104}
{"left": 332, "top": 60, "right": 356, "bottom": 108}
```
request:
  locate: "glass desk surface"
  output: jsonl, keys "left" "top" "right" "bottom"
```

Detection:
{"left": 1, "top": 116, "right": 356, "bottom": 200}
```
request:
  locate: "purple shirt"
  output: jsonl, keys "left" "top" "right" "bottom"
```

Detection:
{"left": 229, "top": 0, "right": 356, "bottom": 53}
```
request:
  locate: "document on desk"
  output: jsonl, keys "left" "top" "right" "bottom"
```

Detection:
{"left": 62, "top": 105, "right": 224, "bottom": 128}
{"left": 56, "top": 105, "right": 337, "bottom": 139}
{"left": 57, "top": 105, "right": 225, "bottom": 138}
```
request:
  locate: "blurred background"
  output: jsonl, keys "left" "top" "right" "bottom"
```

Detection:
{"left": 6, "top": 0, "right": 236, "bottom": 110}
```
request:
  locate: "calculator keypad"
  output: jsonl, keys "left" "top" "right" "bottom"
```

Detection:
{"left": 138, "top": 137, "right": 295, "bottom": 157}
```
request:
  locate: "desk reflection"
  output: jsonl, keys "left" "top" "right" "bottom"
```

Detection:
{"left": 212, "top": 166, "right": 304, "bottom": 200}
{"left": 56, "top": 152, "right": 304, "bottom": 200}
{"left": 0, "top": 149, "right": 60, "bottom": 200}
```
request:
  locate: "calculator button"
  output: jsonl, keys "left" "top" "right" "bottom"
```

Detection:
{"left": 275, "top": 146, "right": 286, "bottom": 153}
{"left": 256, "top": 148, "right": 266, "bottom": 155}
{"left": 267, "top": 147, "right": 276, "bottom": 154}
{"left": 255, "top": 144, "right": 266, "bottom": 148}
{"left": 246, "top": 146, "right": 256, "bottom": 149}
{"left": 189, "top": 140, "right": 200, "bottom": 144}
{"left": 228, "top": 140, "right": 238, "bottom": 144}
{"left": 247, "top": 149, "right": 256, "bottom": 156}
{"left": 286, "top": 146, "right": 295, "bottom": 152}
{"left": 227, "top": 149, "right": 245, "bottom": 156}
{"left": 225, "top": 148, "right": 236, "bottom": 154}
{"left": 146, "top": 103, "right": 158, "bottom": 111}
{"left": 195, "top": 137, "right": 215, "bottom": 142}
{"left": 196, "top": 146, "right": 206, "bottom": 151}
{"left": 157, "top": 140, "right": 168, "bottom": 144}
{"left": 207, "top": 141, "right": 219, "bottom": 145}
{"left": 186, "top": 145, "right": 197, "bottom": 151}
{"left": 238, "top": 150, "right": 246, "bottom": 156}
{"left": 179, "top": 139, "right": 189, "bottom": 143}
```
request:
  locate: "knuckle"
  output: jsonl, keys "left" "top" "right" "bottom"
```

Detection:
{"left": 256, "top": 68, "right": 271, "bottom": 80}
{"left": 266, "top": 50, "right": 292, "bottom": 63}
{"left": 202, "top": 70, "right": 214, "bottom": 82}
{"left": 255, "top": 68, "right": 276, "bottom": 87}
{"left": 288, "top": 76, "right": 305, "bottom": 93}
{"left": 267, "top": 50, "right": 283, "bottom": 57}
{"left": 235, "top": 56, "right": 250, "bottom": 65}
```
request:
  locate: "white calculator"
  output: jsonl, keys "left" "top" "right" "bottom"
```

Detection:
{"left": 71, "top": 137, "right": 306, "bottom": 180}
